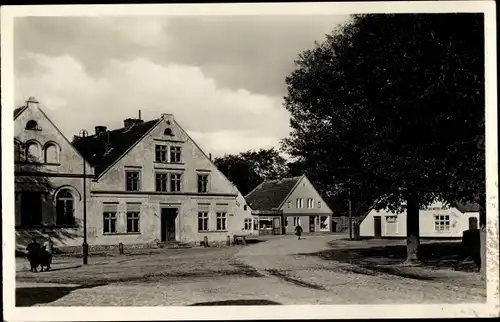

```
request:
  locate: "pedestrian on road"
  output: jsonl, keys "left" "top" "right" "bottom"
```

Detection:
{"left": 295, "top": 224, "right": 303, "bottom": 240}
{"left": 43, "top": 238, "right": 54, "bottom": 271}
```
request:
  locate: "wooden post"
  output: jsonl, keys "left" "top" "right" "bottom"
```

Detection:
{"left": 226, "top": 235, "right": 231, "bottom": 247}
{"left": 204, "top": 236, "right": 208, "bottom": 248}
{"left": 118, "top": 242, "right": 124, "bottom": 255}
{"left": 233, "top": 234, "right": 237, "bottom": 245}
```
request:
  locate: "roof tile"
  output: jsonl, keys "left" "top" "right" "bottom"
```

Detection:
{"left": 245, "top": 176, "right": 301, "bottom": 211}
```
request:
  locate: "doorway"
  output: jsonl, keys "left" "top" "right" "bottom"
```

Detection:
{"left": 161, "top": 208, "right": 178, "bottom": 242}
{"left": 309, "top": 216, "right": 316, "bottom": 233}
{"left": 272, "top": 217, "right": 281, "bottom": 235}
{"left": 374, "top": 216, "right": 382, "bottom": 239}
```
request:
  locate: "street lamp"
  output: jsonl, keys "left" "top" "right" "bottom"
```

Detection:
{"left": 79, "top": 129, "right": 89, "bottom": 265}
{"left": 348, "top": 190, "right": 352, "bottom": 240}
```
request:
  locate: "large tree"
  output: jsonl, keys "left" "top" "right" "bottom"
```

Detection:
{"left": 282, "top": 13, "right": 485, "bottom": 263}
{"left": 214, "top": 148, "right": 289, "bottom": 195}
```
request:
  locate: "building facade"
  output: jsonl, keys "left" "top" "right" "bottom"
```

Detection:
{"left": 359, "top": 200, "right": 480, "bottom": 239}
{"left": 245, "top": 175, "right": 333, "bottom": 235}
{"left": 14, "top": 97, "right": 94, "bottom": 251}
{"left": 15, "top": 97, "right": 253, "bottom": 250}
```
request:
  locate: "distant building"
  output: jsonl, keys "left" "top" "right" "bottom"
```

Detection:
{"left": 245, "top": 175, "right": 333, "bottom": 235}
{"left": 359, "top": 200, "right": 480, "bottom": 239}
{"left": 14, "top": 97, "right": 252, "bottom": 250}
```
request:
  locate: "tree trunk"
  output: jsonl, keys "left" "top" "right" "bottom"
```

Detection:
{"left": 405, "top": 192, "right": 420, "bottom": 264}
{"left": 479, "top": 205, "right": 486, "bottom": 280}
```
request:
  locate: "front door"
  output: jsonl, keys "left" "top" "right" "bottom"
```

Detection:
{"left": 374, "top": 216, "right": 382, "bottom": 239}
{"left": 272, "top": 217, "right": 281, "bottom": 235}
{"left": 161, "top": 208, "right": 178, "bottom": 242}
{"left": 309, "top": 216, "right": 316, "bottom": 233}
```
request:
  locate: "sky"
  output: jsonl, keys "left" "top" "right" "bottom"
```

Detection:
{"left": 14, "top": 15, "right": 352, "bottom": 158}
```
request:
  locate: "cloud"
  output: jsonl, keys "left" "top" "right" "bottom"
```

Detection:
{"left": 14, "top": 15, "right": 352, "bottom": 96}
{"left": 15, "top": 53, "right": 291, "bottom": 157}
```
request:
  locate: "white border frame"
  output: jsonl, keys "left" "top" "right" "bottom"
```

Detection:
{"left": 2, "top": 1, "right": 498, "bottom": 320}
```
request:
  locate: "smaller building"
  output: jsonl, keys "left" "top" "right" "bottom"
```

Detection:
{"left": 359, "top": 200, "right": 480, "bottom": 239}
{"left": 245, "top": 175, "right": 333, "bottom": 235}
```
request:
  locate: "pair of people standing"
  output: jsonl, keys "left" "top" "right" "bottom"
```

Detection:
{"left": 26, "top": 237, "right": 53, "bottom": 272}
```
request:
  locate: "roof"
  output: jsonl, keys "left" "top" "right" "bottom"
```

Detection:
{"left": 14, "top": 106, "right": 27, "bottom": 119}
{"left": 454, "top": 201, "right": 480, "bottom": 213}
{"left": 245, "top": 176, "right": 302, "bottom": 211}
{"left": 72, "top": 119, "right": 160, "bottom": 176}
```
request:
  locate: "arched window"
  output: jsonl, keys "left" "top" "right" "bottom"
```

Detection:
{"left": 14, "top": 141, "right": 21, "bottom": 162}
{"left": 56, "top": 189, "right": 75, "bottom": 226}
{"left": 44, "top": 143, "right": 59, "bottom": 164}
{"left": 26, "top": 120, "right": 38, "bottom": 130}
{"left": 26, "top": 142, "right": 41, "bottom": 163}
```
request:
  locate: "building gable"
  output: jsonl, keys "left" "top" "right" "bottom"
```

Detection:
{"left": 14, "top": 100, "right": 93, "bottom": 176}
{"left": 92, "top": 114, "right": 237, "bottom": 195}
{"left": 280, "top": 176, "right": 333, "bottom": 214}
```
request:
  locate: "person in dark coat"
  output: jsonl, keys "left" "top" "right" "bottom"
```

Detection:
{"left": 26, "top": 238, "right": 41, "bottom": 272}
{"left": 295, "top": 224, "right": 303, "bottom": 240}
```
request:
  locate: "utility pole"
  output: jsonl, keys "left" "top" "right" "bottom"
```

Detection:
{"left": 79, "top": 129, "right": 89, "bottom": 265}
{"left": 348, "top": 190, "right": 352, "bottom": 240}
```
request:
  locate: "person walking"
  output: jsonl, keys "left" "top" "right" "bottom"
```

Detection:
{"left": 43, "top": 238, "right": 54, "bottom": 271}
{"left": 295, "top": 224, "right": 303, "bottom": 240}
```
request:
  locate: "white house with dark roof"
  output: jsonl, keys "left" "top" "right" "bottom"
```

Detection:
{"left": 15, "top": 97, "right": 252, "bottom": 249}
{"left": 245, "top": 175, "right": 333, "bottom": 235}
{"left": 359, "top": 200, "right": 480, "bottom": 239}
{"left": 73, "top": 112, "right": 250, "bottom": 247}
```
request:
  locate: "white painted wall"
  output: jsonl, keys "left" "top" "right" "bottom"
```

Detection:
{"left": 360, "top": 201, "right": 479, "bottom": 238}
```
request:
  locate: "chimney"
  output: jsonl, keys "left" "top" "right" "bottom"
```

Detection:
{"left": 138, "top": 110, "right": 142, "bottom": 120}
{"left": 26, "top": 96, "right": 39, "bottom": 109}
{"left": 209, "top": 153, "right": 212, "bottom": 161}
{"left": 123, "top": 118, "right": 144, "bottom": 130}
{"left": 95, "top": 126, "right": 107, "bottom": 136}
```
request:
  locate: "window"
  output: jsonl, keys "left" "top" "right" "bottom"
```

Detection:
{"left": 14, "top": 141, "right": 21, "bottom": 162}
{"left": 126, "top": 171, "right": 140, "bottom": 191}
{"left": 293, "top": 217, "right": 300, "bottom": 226}
{"left": 243, "top": 205, "right": 248, "bottom": 211}
{"left": 56, "top": 189, "right": 75, "bottom": 226}
{"left": 216, "top": 212, "right": 227, "bottom": 231}
{"left": 244, "top": 218, "right": 252, "bottom": 230}
{"left": 170, "top": 146, "right": 182, "bottom": 163}
{"left": 253, "top": 218, "right": 258, "bottom": 230}
{"left": 198, "top": 212, "right": 209, "bottom": 231}
{"left": 287, "top": 201, "right": 291, "bottom": 208}
{"left": 320, "top": 216, "right": 329, "bottom": 230}
{"left": 170, "top": 173, "right": 182, "bottom": 192}
{"left": 307, "top": 198, "right": 314, "bottom": 208}
{"left": 434, "top": 215, "right": 450, "bottom": 232}
{"left": 155, "top": 145, "right": 168, "bottom": 163}
{"left": 127, "top": 212, "right": 140, "bottom": 233}
{"left": 156, "top": 173, "right": 168, "bottom": 192}
{"left": 26, "top": 142, "right": 41, "bottom": 163}
{"left": 44, "top": 143, "right": 59, "bottom": 164}
{"left": 20, "top": 192, "right": 43, "bottom": 226}
{"left": 103, "top": 212, "right": 117, "bottom": 233}
{"left": 296, "top": 198, "right": 303, "bottom": 209}
{"left": 26, "top": 120, "right": 38, "bottom": 130}
{"left": 318, "top": 201, "right": 322, "bottom": 208}
{"left": 386, "top": 216, "right": 398, "bottom": 223}
{"left": 197, "top": 174, "right": 209, "bottom": 193}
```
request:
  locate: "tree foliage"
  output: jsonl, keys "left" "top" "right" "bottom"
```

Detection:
{"left": 282, "top": 13, "right": 485, "bottom": 261}
{"left": 214, "top": 148, "right": 289, "bottom": 195}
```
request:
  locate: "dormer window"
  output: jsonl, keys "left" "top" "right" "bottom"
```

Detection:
{"left": 26, "top": 120, "right": 39, "bottom": 130}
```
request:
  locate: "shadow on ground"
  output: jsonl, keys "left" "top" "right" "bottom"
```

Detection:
{"left": 16, "top": 283, "right": 104, "bottom": 307}
{"left": 301, "top": 242, "right": 480, "bottom": 282}
{"left": 190, "top": 299, "right": 281, "bottom": 306}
